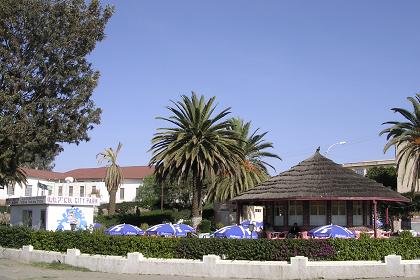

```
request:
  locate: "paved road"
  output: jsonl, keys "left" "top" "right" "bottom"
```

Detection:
{"left": 0, "top": 258, "right": 419, "bottom": 280}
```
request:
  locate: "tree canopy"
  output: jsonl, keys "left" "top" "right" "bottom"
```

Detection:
{"left": 380, "top": 94, "right": 420, "bottom": 194}
{"left": 0, "top": 0, "right": 113, "bottom": 185}
{"left": 149, "top": 92, "right": 244, "bottom": 225}
{"left": 367, "top": 166, "right": 397, "bottom": 191}
{"left": 207, "top": 118, "right": 281, "bottom": 202}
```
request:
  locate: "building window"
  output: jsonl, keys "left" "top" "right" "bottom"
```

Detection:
{"left": 120, "top": 188, "right": 124, "bottom": 200}
{"left": 288, "top": 201, "right": 303, "bottom": 226}
{"left": 354, "top": 168, "right": 365, "bottom": 176}
{"left": 48, "top": 189, "right": 52, "bottom": 196}
{"left": 80, "top": 186, "right": 85, "bottom": 197}
{"left": 310, "top": 201, "right": 327, "bottom": 226}
{"left": 69, "top": 186, "right": 73, "bottom": 196}
{"left": 25, "top": 185, "right": 32, "bottom": 196}
{"left": 92, "top": 186, "right": 96, "bottom": 193}
{"left": 7, "top": 185, "right": 14, "bottom": 195}
{"left": 274, "top": 205, "right": 286, "bottom": 226}
{"left": 22, "top": 210, "right": 32, "bottom": 227}
{"left": 332, "top": 201, "right": 346, "bottom": 215}
{"left": 58, "top": 186, "right": 63, "bottom": 196}
{"left": 353, "top": 201, "right": 363, "bottom": 226}
{"left": 332, "top": 201, "right": 347, "bottom": 226}
{"left": 255, "top": 209, "right": 261, "bottom": 213}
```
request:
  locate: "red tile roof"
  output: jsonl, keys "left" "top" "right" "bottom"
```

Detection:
{"left": 22, "top": 166, "right": 154, "bottom": 181}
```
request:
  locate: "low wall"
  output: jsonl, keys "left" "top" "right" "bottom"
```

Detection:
{"left": 1, "top": 245, "right": 420, "bottom": 279}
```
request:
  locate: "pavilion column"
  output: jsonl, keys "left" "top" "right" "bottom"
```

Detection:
{"left": 303, "top": 201, "right": 310, "bottom": 227}
{"left": 326, "top": 201, "right": 332, "bottom": 224}
{"left": 373, "top": 200, "right": 378, "bottom": 238}
{"left": 284, "top": 201, "right": 289, "bottom": 227}
{"left": 346, "top": 201, "right": 353, "bottom": 227}
{"left": 362, "top": 201, "right": 367, "bottom": 226}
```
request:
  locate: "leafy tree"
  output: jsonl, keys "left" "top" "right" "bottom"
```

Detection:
{"left": 0, "top": 0, "right": 113, "bottom": 185}
{"left": 149, "top": 92, "right": 244, "bottom": 226}
{"left": 207, "top": 118, "right": 281, "bottom": 202}
{"left": 136, "top": 175, "right": 160, "bottom": 210}
{"left": 97, "top": 142, "right": 123, "bottom": 215}
{"left": 380, "top": 94, "right": 420, "bottom": 194}
{"left": 136, "top": 175, "right": 192, "bottom": 210}
{"left": 367, "top": 167, "right": 397, "bottom": 191}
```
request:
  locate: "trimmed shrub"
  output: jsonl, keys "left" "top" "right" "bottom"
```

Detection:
{"left": 176, "top": 238, "right": 335, "bottom": 261}
{"left": 1, "top": 226, "right": 419, "bottom": 261}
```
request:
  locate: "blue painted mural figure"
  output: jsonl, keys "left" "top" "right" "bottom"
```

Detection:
{"left": 57, "top": 207, "right": 88, "bottom": 231}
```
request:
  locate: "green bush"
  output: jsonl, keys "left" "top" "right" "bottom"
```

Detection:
{"left": 140, "top": 223, "right": 149, "bottom": 231}
{"left": 95, "top": 210, "right": 190, "bottom": 228}
{"left": 1, "top": 226, "right": 419, "bottom": 261}
{"left": 198, "top": 219, "right": 211, "bottom": 233}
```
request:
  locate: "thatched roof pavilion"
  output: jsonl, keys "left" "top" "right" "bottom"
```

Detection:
{"left": 232, "top": 149, "right": 409, "bottom": 236}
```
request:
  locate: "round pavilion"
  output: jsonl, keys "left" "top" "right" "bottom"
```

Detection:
{"left": 231, "top": 149, "right": 410, "bottom": 237}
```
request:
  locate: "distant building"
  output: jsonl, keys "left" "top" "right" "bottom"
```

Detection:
{"left": 342, "top": 159, "right": 396, "bottom": 177}
{"left": 0, "top": 166, "right": 154, "bottom": 206}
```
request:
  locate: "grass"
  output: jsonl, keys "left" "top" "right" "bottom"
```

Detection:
{"left": 31, "top": 261, "right": 91, "bottom": 272}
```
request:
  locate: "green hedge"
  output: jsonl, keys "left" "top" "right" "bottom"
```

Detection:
{"left": 95, "top": 210, "right": 191, "bottom": 228}
{"left": 1, "top": 226, "right": 419, "bottom": 261}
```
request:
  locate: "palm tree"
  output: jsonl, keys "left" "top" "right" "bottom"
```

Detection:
{"left": 380, "top": 94, "right": 420, "bottom": 194}
{"left": 149, "top": 92, "right": 244, "bottom": 226}
{"left": 207, "top": 118, "right": 281, "bottom": 202}
{"left": 97, "top": 142, "right": 124, "bottom": 215}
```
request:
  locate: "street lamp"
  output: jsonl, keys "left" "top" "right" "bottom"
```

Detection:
{"left": 325, "top": 141, "right": 347, "bottom": 155}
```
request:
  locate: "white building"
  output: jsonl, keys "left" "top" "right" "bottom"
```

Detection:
{"left": 342, "top": 159, "right": 396, "bottom": 177}
{"left": 7, "top": 195, "right": 100, "bottom": 231}
{"left": 0, "top": 166, "right": 154, "bottom": 206}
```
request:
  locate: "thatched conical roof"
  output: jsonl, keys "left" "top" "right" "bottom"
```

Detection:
{"left": 232, "top": 150, "right": 409, "bottom": 202}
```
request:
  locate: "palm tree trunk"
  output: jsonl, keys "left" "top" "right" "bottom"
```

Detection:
{"left": 191, "top": 175, "right": 202, "bottom": 227}
{"left": 108, "top": 189, "right": 117, "bottom": 215}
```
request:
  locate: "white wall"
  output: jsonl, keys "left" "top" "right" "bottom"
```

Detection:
{"left": 46, "top": 205, "right": 95, "bottom": 231}
{"left": 9, "top": 204, "right": 95, "bottom": 231}
{"left": 2, "top": 246, "right": 420, "bottom": 279}
{"left": 1, "top": 178, "right": 143, "bottom": 205}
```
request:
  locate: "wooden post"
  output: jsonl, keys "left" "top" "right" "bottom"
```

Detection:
{"left": 303, "top": 201, "right": 310, "bottom": 227}
{"left": 326, "top": 201, "right": 332, "bottom": 224}
{"left": 386, "top": 206, "right": 389, "bottom": 226}
{"left": 346, "top": 201, "right": 353, "bottom": 227}
{"left": 373, "top": 200, "right": 378, "bottom": 238}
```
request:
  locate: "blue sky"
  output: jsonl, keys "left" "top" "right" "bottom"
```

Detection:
{"left": 54, "top": 0, "right": 420, "bottom": 174}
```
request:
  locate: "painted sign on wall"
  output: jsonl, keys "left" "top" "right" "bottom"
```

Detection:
{"left": 56, "top": 207, "right": 88, "bottom": 231}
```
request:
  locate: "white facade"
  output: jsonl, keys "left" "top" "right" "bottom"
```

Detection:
{"left": 7, "top": 196, "right": 99, "bottom": 231}
{"left": 0, "top": 177, "right": 144, "bottom": 206}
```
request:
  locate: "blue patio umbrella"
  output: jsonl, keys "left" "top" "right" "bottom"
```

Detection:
{"left": 308, "top": 224, "right": 355, "bottom": 239}
{"left": 213, "top": 225, "right": 258, "bottom": 239}
{"left": 146, "top": 223, "right": 195, "bottom": 237}
{"left": 104, "top": 224, "right": 144, "bottom": 235}
{"left": 241, "top": 220, "right": 264, "bottom": 231}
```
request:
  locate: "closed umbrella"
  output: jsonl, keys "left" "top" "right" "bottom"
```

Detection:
{"left": 308, "top": 224, "right": 355, "bottom": 239}
{"left": 213, "top": 225, "right": 258, "bottom": 239}
{"left": 104, "top": 224, "right": 144, "bottom": 235}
